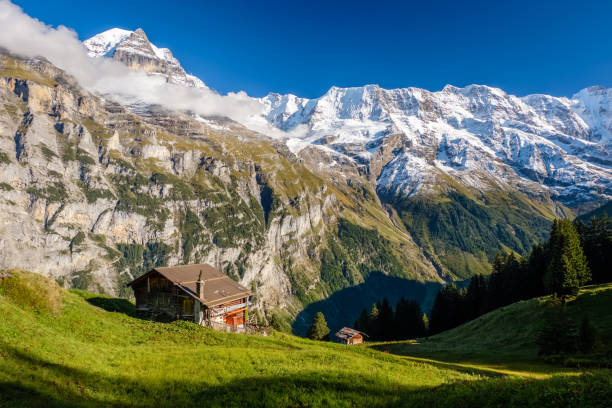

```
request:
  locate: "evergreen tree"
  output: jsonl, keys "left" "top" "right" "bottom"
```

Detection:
{"left": 354, "top": 308, "right": 369, "bottom": 333}
{"left": 488, "top": 253, "right": 506, "bottom": 311}
{"left": 378, "top": 298, "right": 395, "bottom": 340}
{"left": 546, "top": 219, "right": 591, "bottom": 298}
{"left": 394, "top": 298, "right": 426, "bottom": 340}
{"left": 465, "top": 274, "right": 487, "bottom": 320}
{"left": 368, "top": 303, "right": 381, "bottom": 340}
{"left": 527, "top": 243, "right": 549, "bottom": 298}
{"left": 307, "top": 312, "right": 330, "bottom": 341}
{"left": 429, "top": 284, "right": 462, "bottom": 335}
{"left": 422, "top": 313, "right": 429, "bottom": 335}
{"left": 578, "top": 214, "right": 612, "bottom": 284}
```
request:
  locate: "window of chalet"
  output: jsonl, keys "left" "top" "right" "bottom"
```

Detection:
{"left": 150, "top": 276, "right": 171, "bottom": 291}
{"left": 182, "top": 297, "right": 194, "bottom": 315}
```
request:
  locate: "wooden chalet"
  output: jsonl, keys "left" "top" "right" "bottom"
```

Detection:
{"left": 333, "top": 327, "right": 366, "bottom": 345}
{"left": 127, "top": 264, "right": 251, "bottom": 332}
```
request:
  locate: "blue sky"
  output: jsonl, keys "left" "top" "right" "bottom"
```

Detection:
{"left": 13, "top": 0, "right": 612, "bottom": 98}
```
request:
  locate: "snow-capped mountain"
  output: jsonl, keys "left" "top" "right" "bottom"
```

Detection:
{"left": 82, "top": 28, "right": 612, "bottom": 209}
{"left": 83, "top": 28, "right": 206, "bottom": 88}
{"left": 261, "top": 84, "right": 612, "bottom": 208}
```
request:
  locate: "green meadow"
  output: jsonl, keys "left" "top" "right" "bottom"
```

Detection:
{"left": 1, "top": 271, "right": 610, "bottom": 407}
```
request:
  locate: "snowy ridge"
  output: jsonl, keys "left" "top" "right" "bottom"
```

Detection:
{"left": 261, "top": 84, "right": 612, "bottom": 207}
{"left": 83, "top": 28, "right": 612, "bottom": 208}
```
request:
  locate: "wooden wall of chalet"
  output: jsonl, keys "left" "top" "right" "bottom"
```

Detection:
{"left": 349, "top": 334, "right": 364, "bottom": 345}
{"left": 132, "top": 272, "right": 194, "bottom": 320}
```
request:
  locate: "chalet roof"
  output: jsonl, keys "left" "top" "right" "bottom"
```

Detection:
{"left": 127, "top": 264, "right": 250, "bottom": 308}
{"left": 334, "top": 327, "right": 367, "bottom": 341}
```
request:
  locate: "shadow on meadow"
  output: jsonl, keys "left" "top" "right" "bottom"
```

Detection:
{"left": 1, "top": 345, "right": 610, "bottom": 408}
{"left": 84, "top": 296, "right": 137, "bottom": 316}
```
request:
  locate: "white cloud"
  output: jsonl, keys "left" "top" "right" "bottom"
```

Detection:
{"left": 0, "top": 0, "right": 289, "bottom": 137}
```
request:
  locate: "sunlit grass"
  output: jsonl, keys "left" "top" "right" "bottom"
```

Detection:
{"left": 372, "top": 283, "right": 612, "bottom": 379}
{"left": 1, "top": 271, "right": 610, "bottom": 407}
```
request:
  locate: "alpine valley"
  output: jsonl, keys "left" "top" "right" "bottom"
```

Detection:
{"left": 1, "top": 26, "right": 612, "bottom": 332}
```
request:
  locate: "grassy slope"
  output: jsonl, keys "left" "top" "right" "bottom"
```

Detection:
{"left": 1, "top": 272, "right": 610, "bottom": 408}
{"left": 375, "top": 283, "right": 612, "bottom": 378}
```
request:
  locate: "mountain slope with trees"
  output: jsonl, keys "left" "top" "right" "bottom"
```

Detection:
{"left": 377, "top": 282, "right": 612, "bottom": 370}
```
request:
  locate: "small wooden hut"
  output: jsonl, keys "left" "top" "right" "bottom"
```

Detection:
{"left": 127, "top": 264, "right": 251, "bottom": 332}
{"left": 333, "top": 327, "right": 367, "bottom": 345}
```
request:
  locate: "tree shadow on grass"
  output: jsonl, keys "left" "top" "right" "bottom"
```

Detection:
{"left": 1, "top": 345, "right": 610, "bottom": 408}
{"left": 83, "top": 296, "right": 137, "bottom": 316}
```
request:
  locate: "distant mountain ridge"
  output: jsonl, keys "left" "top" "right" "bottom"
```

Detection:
{"left": 83, "top": 28, "right": 612, "bottom": 211}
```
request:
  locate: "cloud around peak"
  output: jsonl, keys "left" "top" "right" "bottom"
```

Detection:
{"left": 0, "top": 0, "right": 287, "bottom": 136}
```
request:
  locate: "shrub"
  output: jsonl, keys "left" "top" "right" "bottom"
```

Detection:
{"left": 69, "top": 231, "right": 86, "bottom": 253}
{"left": 0, "top": 270, "right": 61, "bottom": 315}
{"left": 39, "top": 144, "right": 57, "bottom": 161}
{"left": 0, "top": 151, "right": 11, "bottom": 164}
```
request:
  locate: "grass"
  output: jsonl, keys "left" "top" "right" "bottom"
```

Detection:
{"left": 372, "top": 283, "right": 612, "bottom": 378}
{"left": 0, "top": 271, "right": 611, "bottom": 407}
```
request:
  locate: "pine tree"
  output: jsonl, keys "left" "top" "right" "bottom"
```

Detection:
{"left": 488, "top": 253, "right": 506, "bottom": 310}
{"left": 429, "top": 284, "right": 462, "bottom": 335}
{"left": 465, "top": 274, "right": 487, "bottom": 320}
{"left": 546, "top": 219, "right": 591, "bottom": 298}
{"left": 354, "top": 308, "right": 369, "bottom": 333}
{"left": 394, "top": 298, "right": 426, "bottom": 340}
{"left": 378, "top": 298, "right": 394, "bottom": 340}
{"left": 307, "top": 312, "right": 330, "bottom": 341}
{"left": 368, "top": 303, "right": 380, "bottom": 340}
{"left": 579, "top": 214, "right": 612, "bottom": 284}
{"left": 527, "top": 243, "right": 549, "bottom": 298}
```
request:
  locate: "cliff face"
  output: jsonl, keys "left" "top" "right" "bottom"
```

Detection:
{"left": 0, "top": 54, "right": 439, "bottom": 322}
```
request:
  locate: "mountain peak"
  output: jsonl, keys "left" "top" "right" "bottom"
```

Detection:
{"left": 83, "top": 27, "right": 207, "bottom": 89}
{"left": 83, "top": 28, "right": 132, "bottom": 58}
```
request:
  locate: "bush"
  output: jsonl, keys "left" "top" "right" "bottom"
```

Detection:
{"left": 0, "top": 270, "right": 61, "bottom": 315}
{"left": 0, "top": 151, "right": 11, "bottom": 164}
